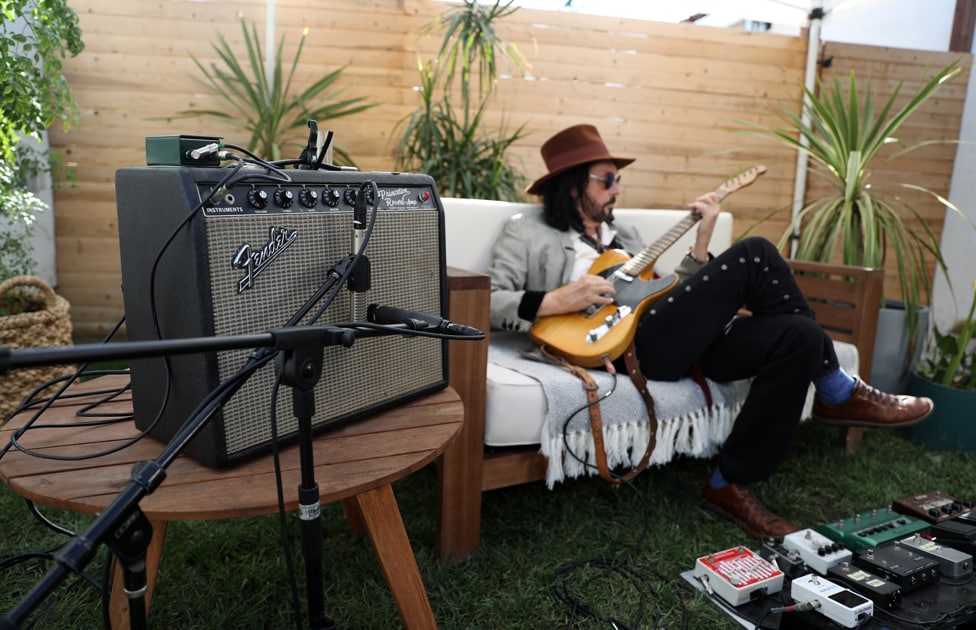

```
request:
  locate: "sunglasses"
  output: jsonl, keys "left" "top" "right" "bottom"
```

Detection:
{"left": 589, "top": 172, "right": 622, "bottom": 190}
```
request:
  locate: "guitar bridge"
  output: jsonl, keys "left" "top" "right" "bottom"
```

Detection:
{"left": 586, "top": 305, "right": 632, "bottom": 343}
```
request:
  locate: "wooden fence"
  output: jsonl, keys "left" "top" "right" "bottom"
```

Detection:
{"left": 48, "top": 0, "right": 970, "bottom": 334}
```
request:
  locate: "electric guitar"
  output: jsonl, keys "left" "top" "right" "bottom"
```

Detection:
{"left": 529, "top": 165, "right": 767, "bottom": 367}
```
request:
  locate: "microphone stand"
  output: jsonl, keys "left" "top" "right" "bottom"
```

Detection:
{"left": 275, "top": 328, "right": 337, "bottom": 630}
{"left": 0, "top": 322, "right": 413, "bottom": 630}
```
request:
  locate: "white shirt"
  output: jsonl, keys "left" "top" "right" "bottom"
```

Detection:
{"left": 570, "top": 226, "right": 622, "bottom": 281}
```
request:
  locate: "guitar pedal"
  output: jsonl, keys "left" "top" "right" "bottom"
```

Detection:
{"left": 782, "top": 528, "right": 852, "bottom": 575}
{"left": 693, "top": 546, "right": 784, "bottom": 606}
{"left": 892, "top": 490, "right": 972, "bottom": 523}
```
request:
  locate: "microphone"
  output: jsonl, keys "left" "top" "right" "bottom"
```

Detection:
{"left": 366, "top": 304, "right": 483, "bottom": 338}
{"left": 348, "top": 181, "right": 372, "bottom": 321}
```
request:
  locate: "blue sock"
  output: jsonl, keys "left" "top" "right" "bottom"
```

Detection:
{"left": 814, "top": 368, "right": 856, "bottom": 405}
{"left": 709, "top": 467, "right": 728, "bottom": 489}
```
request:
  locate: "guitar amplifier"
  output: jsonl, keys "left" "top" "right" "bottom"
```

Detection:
{"left": 115, "top": 165, "right": 448, "bottom": 467}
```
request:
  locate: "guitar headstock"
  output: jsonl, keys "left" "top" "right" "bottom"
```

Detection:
{"left": 715, "top": 165, "right": 767, "bottom": 200}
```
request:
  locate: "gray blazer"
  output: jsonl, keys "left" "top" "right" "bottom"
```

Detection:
{"left": 486, "top": 211, "right": 705, "bottom": 331}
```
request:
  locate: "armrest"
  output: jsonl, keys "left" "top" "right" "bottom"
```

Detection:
{"left": 787, "top": 259, "right": 884, "bottom": 382}
{"left": 435, "top": 266, "right": 490, "bottom": 562}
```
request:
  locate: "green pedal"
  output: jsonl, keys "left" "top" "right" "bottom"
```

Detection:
{"left": 817, "top": 506, "right": 929, "bottom": 550}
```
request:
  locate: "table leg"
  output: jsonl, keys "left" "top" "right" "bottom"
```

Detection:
{"left": 341, "top": 497, "right": 366, "bottom": 536}
{"left": 352, "top": 484, "right": 437, "bottom": 630}
{"left": 109, "top": 519, "right": 168, "bottom": 630}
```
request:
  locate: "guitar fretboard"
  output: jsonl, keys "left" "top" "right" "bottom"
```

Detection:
{"left": 618, "top": 213, "right": 700, "bottom": 277}
{"left": 611, "top": 165, "right": 765, "bottom": 279}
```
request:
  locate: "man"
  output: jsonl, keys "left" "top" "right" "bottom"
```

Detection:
{"left": 487, "top": 124, "right": 933, "bottom": 538}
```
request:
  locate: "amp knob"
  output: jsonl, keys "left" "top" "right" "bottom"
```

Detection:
{"left": 274, "top": 188, "right": 294, "bottom": 208}
{"left": 323, "top": 187, "right": 341, "bottom": 208}
{"left": 247, "top": 188, "right": 269, "bottom": 209}
{"left": 298, "top": 188, "right": 318, "bottom": 208}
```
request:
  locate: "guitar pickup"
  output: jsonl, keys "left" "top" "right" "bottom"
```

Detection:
{"left": 586, "top": 305, "right": 632, "bottom": 343}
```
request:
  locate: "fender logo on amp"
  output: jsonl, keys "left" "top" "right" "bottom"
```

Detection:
{"left": 232, "top": 225, "right": 298, "bottom": 293}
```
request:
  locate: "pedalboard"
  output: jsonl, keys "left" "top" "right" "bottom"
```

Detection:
{"left": 782, "top": 528, "right": 852, "bottom": 575}
{"left": 790, "top": 573, "right": 873, "bottom": 628}
{"left": 693, "top": 546, "right": 784, "bottom": 606}
{"left": 898, "top": 533, "right": 973, "bottom": 580}
{"left": 892, "top": 490, "right": 972, "bottom": 523}
{"left": 817, "top": 506, "right": 929, "bottom": 550}
{"left": 853, "top": 544, "right": 940, "bottom": 593}
{"left": 826, "top": 561, "right": 902, "bottom": 610}
{"left": 758, "top": 539, "right": 810, "bottom": 579}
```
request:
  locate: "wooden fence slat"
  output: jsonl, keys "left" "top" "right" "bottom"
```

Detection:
{"left": 48, "top": 0, "right": 971, "bottom": 335}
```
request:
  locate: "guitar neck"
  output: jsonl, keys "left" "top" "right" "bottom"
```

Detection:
{"left": 614, "top": 165, "right": 765, "bottom": 278}
{"left": 619, "top": 213, "right": 700, "bottom": 276}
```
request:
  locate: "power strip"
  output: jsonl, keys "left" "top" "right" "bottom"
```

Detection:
{"left": 782, "top": 528, "right": 852, "bottom": 575}
{"left": 693, "top": 546, "right": 784, "bottom": 606}
{"left": 791, "top": 573, "right": 874, "bottom": 628}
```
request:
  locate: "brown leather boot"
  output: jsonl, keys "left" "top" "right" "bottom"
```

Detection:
{"left": 813, "top": 379, "right": 933, "bottom": 428}
{"left": 702, "top": 482, "right": 798, "bottom": 538}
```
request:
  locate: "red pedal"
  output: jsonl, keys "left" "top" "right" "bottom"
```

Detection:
{"left": 693, "top": 546, "right": 784, "bottom": 606}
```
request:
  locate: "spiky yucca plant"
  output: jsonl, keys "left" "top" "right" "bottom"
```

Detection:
{"left": 743, "top": 61, "right": 966, "bottom": 335}
{"left": 175, "top": 18, "right": 375, "bottom": 164}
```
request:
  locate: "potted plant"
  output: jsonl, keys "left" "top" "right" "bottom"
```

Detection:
{"left": 1, "top": 0, "right": 83, "bottom": 279}
{"left": 0, "top": 0, "right": 83, "bottom": 420}
{"left": 171, "top": 18, "right": 376, "bottom": 165}
{"left": 740, "top": 61, "right": 969, "bottom": 392}
{"left": 395, "top": 0, "right": 529, "bottom": 200}
{"left": 904, "top": 281, "right": 976, "bottom": 450}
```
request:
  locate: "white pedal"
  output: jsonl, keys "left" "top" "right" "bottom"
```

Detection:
{"left": 791, "top": 573, "right": 873, "bottom": 628}
{"left": 783, "top": 528, "right": 852, "bottom": 575}
{"left": 693, "top": 546, "right": 784, "bottom": 606}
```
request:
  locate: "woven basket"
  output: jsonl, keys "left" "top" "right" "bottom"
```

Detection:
{"left": 0, "top": 275, "right": 74, "bottom": 422}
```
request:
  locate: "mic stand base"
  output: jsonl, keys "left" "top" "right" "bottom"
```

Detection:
{"left": 103, "top": 506, "right": 154, "bottom": 630}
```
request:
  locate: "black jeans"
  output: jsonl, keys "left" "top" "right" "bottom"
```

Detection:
{"left": 634, "top": 237, "right": 839, "bottom": 484}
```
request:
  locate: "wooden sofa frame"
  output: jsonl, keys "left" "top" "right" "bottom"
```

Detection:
{"left": 435, "top": 260, "right": 885, "bottom": 563}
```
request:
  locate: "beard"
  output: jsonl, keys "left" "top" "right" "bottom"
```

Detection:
{"left": 580, "top": 192, "right": 616, "bottom": 224}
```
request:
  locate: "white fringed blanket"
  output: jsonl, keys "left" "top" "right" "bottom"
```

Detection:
{"left": 487, "top": 332, "right": 752, "bottom": 488}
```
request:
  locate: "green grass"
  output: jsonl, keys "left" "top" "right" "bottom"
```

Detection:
{"left": 2, "top": 417, "right": 975, "bottom": 628}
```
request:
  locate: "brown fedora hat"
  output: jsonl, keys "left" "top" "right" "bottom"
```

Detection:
{"left": 525, "top": 124, "right": 634, "bottom": 195}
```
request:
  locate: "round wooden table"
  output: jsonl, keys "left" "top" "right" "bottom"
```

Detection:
{"left": 0, "top": 374, "right": 462, "bottom": 629}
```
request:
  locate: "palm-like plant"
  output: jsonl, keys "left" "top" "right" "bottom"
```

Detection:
{"left": 396, "top": 0, "right": 529, "bottom": 200}
{"left": 742, "top": 61, "right": 966, "bottom": 335}
{"left": 175, "top": 19, "right": 375, "bottom": 165}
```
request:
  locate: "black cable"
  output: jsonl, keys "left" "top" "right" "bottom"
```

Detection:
{"left": 0, "top": 318, "right": 160, "bottom": 464}
{"left": 308, "top": 180, "right": 378, "bottom": 326}
{"left": 267, "top": 377, "right": 305, "bottom": 630}
{"left": 26, "top": 499, "right": 76, "bottom": 537}
{"left": 549, "top": 375, "right": 691, "bottom": 629}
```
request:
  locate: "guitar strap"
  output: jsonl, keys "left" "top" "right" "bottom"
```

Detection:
{"left": 541, "top": 343, "right": 658, "bottom": 486}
